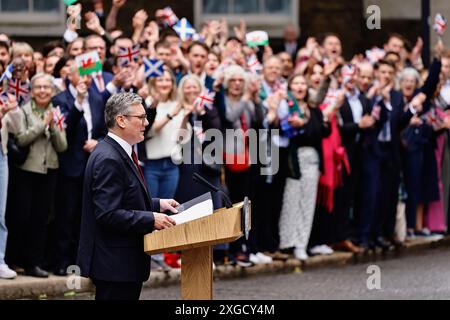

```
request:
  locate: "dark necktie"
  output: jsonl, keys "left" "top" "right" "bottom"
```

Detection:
{"left": 131, "top": 150, "right": 146, "bottom": 185}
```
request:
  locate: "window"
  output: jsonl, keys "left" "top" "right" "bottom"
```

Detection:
{"left": 195, "top": 0, "right": 299, "bottom": 37}
{"left": 0, "top": 0, "right": 65, "bottom": 36}
{"left": 0, "top": 0, "right": 60, "bottom": 12}
{"left": 203, "top": 0, "right": 291, "bottom": 15}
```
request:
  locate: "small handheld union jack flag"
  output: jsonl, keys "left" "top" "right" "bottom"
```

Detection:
{"left": 143, "top": 58, "right": 165, "bottom": 79}
{"left": 0, "top": 90, "right": 8, "bottom": 107}
{"left": 247, "top": 55, "right": 262, "bottom": 74}
{"left": 162, "top": 7, "right": 179, "bottom": 27}
{"left": 272, "top": 79, "right": 287, "bottom": 93}
{"left": 7, "top": 78, "right": 30, "bottom": 106}
{"left": 434, "top": 13, "right": 447, "bottom": 36}
{"left": 195, "top": 90, "right": 216, "bottom": 111}
{"left": 342, "top": 64, "right": 356, "bottom": 84}
{"left": 365, "top": 47, "right": 385, "bottom": 65}
{"left": 117, "top": 44, "right": 140, "bottom": 67}
{"left": 323, "top": 88, "right": 341, "bottom": 107}
{"left": 53, "top": 106, "right": 66, "bottom": 132}
{"left": 371, "top": 105, "right": 381, "bottom": 121}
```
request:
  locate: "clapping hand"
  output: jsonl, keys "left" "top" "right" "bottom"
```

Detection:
{"left": 0, "top": 94, "right": 18, "bottom": 119}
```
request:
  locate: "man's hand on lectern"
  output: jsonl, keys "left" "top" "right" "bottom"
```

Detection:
{"left": 153, "top": 213, "right": 176, "bottom": 230}
{"left": 160, "top": 199, "right": 180, "bottom": 214}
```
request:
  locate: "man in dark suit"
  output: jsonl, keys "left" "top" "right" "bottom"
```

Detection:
{"left": 52, "top": 66, "right": 108, "bottom": 276}
{"left": 77, "top": 92, "right": 177, "bottom": 300}
{"left": 334, "top": 66, "right": 374, "bottom": 253}
{"left": 359, "top": 60, "right": 422, "bottom": 250}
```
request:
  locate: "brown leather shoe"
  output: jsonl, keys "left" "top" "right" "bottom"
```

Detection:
{"left": 332, "top": 240, "right": 364, "bottom": 253}
{"left": 263, "top": 251, "right": 290, "bottom": 261}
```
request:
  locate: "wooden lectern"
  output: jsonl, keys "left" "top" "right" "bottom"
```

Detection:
{"left": 144, "top": 200, "right": 250, "bottom": 300}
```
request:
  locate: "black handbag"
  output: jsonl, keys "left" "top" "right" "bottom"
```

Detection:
{"left": 7, "top": 108, "right": 30, "bottom": 165}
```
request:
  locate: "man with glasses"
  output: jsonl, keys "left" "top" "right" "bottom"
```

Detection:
{"left": 77, "top": 92, "right": 178, "bottom": 300}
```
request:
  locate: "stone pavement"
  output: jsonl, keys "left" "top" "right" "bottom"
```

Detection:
{"left": 1, "top": 236, "right": 449, "bottom": 300}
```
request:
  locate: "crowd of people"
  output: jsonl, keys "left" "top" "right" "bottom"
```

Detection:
{"left": 1, "top": 0, "right": 450, "bottom": 280}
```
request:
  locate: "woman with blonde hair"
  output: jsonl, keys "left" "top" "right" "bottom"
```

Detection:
{"left": 174, "top": 74, "right": 223, "bottom": 209}
{"left": 144, "top": 68, "right": 183, "bottom": 204}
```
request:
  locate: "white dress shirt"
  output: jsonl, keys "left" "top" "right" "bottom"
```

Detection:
{"left": 108, "top": 132, "right": 132, "bottom": 160}
{"left": 69, "top": 84, "right": 93, "bottom": 140}
{"left": 346, "top": 89, "right": 363, "bottom": 124}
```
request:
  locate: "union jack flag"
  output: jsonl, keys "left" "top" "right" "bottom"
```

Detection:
{"left": 421, "top": 107, "right": 446, "bottom": 130}
{"left": 272, "top": 79, "right": 287, "bottom": 93}
{"left": 53, "top": 106, "right": 66, "bottom": 131}
{"left": 247, "top": 55, "right": 262, "bottom": 74}
{"left": 434, "top": 13, "right": 447, "bottom": 36}
{"left": 173, "top": 18, "right": 196, "bottom": 42}
{"left": 0, "top": 90, "right": 8, "bottom": 107}
{"left": 117, "top": 44, "right": 140, "bottom": 67}
{"left": 342, "top": 64, "right": 356, "bottom": 84}
{"left": 143, "top": 58, "right": 165, "bottom": 79}
{"left": 365, "top": 47, "right": 385, "bottom": 64}
{"left": 7, "top": 78, "right": 30, "bottom": 106}
{"left": 215, "top": 58, "right": 234, "bottom": 76}
{"left": 162, "top": 7, "right": 179, "bottom": 27}
{"left": 323, "top": 88, "right": 341, "bottom": 107}
{"left": 371, "top": 105, "right": 381, "bottom": 121}
{"left": 195, "top": 90, "right": 215, "bottom": 110}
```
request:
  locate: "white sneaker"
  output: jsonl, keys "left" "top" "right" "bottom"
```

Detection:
{"left": 0, "top": 264, "right": 17, "bottom": 279}
{"left": 293, "top": 248, "right": 308, "bottom": 261}
{"left": 249, "top": 253, "right": 261, "bottom": 265}
{"left": 255, "top": 252, "right": 273, "bottom": 264}
{"left": 320, "top": 245, "right": 334, "bottom": 255}
{"left": 310, "top": 245, "right": 325, "bottom": 255}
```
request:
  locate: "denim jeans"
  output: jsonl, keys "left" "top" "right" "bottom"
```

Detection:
{"left": 0, "top": 152, "right": 8, "bottom": 264}
{"left": 143, "top": 158, "right": 180, "bottom": 199}
{"left": 143, "top": 158, "right": 179, "bottom": 264}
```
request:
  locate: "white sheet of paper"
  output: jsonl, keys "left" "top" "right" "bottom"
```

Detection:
{"left": 171, "top": 199, "right": 213, "bottom": 225}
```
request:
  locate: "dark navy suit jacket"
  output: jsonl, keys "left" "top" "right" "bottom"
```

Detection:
{"left": 52, "top": 88, "right": 108, "bottom": 178}
{"left": 77, "top": 135, "right": 160, "bottom": 282}
{"left": 339, "top": 93, "right": 372, "bottom": 162}
{"left": 363, "top": 90, "right": 413, "bottom": 168}
{"left": 91, "top": 71, "right": 114, "bottom": 96}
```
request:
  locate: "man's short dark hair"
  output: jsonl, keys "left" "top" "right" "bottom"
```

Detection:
{"left": 384, "top": 51, "right": 401, "bottom": 60}
{"left": 321, "top": 32, "right": 341, "bottom": 45}
{"left": 155, "top": 40, "right": 171, "bottom": 51}
{"left": 375, "top": 59, "right": 396, "bottom": 70}
{"left": 0, "top": 40, "right": 10, "bottom": 52}
{"left": 187, "top": 41, "right": 210, "bottom": 54}
{"left": 387, "top": 33, "right": 406, "bottom": 44}
{"left": 160, "top": 28, "right": 179, "bottom": 42}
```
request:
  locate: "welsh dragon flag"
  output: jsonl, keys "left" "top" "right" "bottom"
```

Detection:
{"left": 246, "top": 31, "right": 269, "bottom": 47}
{"left": 64, "top": 0, "right": 78, "bottom": 6}
{"left": 76, "top": 51, "right": 102, "bottom": 76}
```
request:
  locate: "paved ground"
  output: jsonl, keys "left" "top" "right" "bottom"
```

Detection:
{"left": 61, "top": 247, "right": 450, "bottom": 300}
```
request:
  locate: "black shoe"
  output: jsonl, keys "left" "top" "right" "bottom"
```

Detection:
{"left": 53, "top": 267, "right": 68, "bottom": 276}
{"left": 25, "top": 266, "right": 49, "bottom": 278}
{"left": 374, "top": 237, "right": 393, "bottom": 251}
